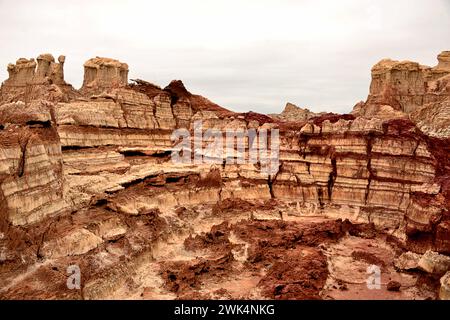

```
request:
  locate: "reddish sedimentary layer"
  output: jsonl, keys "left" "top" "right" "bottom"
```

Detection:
{"left": 0, "top": 53, "right": 449, "bottom": 300}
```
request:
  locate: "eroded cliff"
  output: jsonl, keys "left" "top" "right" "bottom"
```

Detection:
{"left": 352, "top": 51, "right": 450, "bottom": 138}
{"left": 0, "top": 53, "right": 449, "bottom": 300}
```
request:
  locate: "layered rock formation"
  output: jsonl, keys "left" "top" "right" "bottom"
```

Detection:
{"left": 270, "top": 102, "right": 324, "bottom": 121}
{"left": 353, "top": 51, "right": 450, "bottom": 138}
{"left": 4, "top": 54, "right": 66, "bottom": 87}
{"left": 0, "top": 54, "right": 78, "bottom": 104}
{"left": 81, "top": 57, "right": 129, "bottom": 95}
{"left": 0, "top": 52, "right": 449, "bottom": 300}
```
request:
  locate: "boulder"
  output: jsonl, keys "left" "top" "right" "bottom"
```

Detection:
{"left": 394, "top": 252, "right": 421, "bottom": 270}
{"left": 440, "top": 271, "right": 450, "bottom": 300}
{"left": 418, "top": 250, "right": 450, "bottom": 275}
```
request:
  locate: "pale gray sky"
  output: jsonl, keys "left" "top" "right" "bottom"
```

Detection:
{"left": 0, "top": 0, "right": 449, "bottom": 114}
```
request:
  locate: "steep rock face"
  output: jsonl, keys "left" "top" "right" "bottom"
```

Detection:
{"left": 437, "top": 51, "right": 450, "bottom": 70}
{"left": 0, "top": 53, "right": 448, "bottom": 247}
{"left": 353, "top": 51, "right": 450, "bottom": 138}
{"left": 409, "top": 100, "right": 450, "bottom": 138}
{"left": 0, "top": 54, "right": 78, "bottom": 104}
{"left": 4, "top": 54, "right": 66, "bottom": 87}
{"left": 276, "top": 116, "right": 449, "bottom": 253}
{"left": 0, "top": 101, "right": 67, "bottom": 226}
{"left": 0, "top": 52, "right": 449, "bottom": 300}
{"left": 81, "top": 57, "right": 129, "bottom": 95}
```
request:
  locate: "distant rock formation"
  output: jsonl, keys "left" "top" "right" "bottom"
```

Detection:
{"left": 81, "top": 57, "right": 129, "bottom": 95}
{"left": 0, "top": 54, "right": 77, "bottom": 104}
{"left": 352, "top": 51, "right": 450, "bottom": 137}
{"left": 437, "top": 51, "right": 450, "bottom": 70}
{"left": 0, "top": 51, "right": 449, "bottom": 300}
{"left": 3, "top": 53, "right": 66, "bottom": 87}
{"left": 270, "top": 102, "right": 324, "bottom": 121}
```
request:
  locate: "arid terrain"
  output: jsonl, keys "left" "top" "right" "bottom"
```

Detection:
{"left": 0, "top": 52, "right": 449, "bottom": 300}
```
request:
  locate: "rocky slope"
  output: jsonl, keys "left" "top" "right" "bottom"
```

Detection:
{"left": 0, "top": 52, "right": 449, "bottom": 300}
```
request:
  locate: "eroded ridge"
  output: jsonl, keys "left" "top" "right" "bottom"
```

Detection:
{"left": 0, "top": 52, "right": 449, "bottom": 300}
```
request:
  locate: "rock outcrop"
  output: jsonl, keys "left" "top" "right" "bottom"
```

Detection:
{"left": 0, "top": 52, "right": 449, "bottom": 300}
{"left": 4, "top": 54, "right": 66, "bottom": 87}
{"left": 441, "top": 271, "right": 450, "bottom": 300}
{"left": 353, "top": 51, "right": 450, "bottom": 138}
{"left": 81, "top": 57, "right": 129, "bottom": 95}
{"left": 0, "top": 100, "right": 67, "bottom": 226}
{"left": 417, "top": 250, "right": 450, "bottom": 275}
{"left": 270, "top": 102, "right": 324, "bottom": 121}
{"left": 0, "top": 54, "right": 78, "bottom": 104}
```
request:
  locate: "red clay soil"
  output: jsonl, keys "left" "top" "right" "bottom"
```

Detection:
{"left": 127, "top": 79, "right": 164, "bottom": 98}
{"left": 163, "top": 80, "right": 192, "bottom": 100}
{"left": 310, "top": 113, "right": 356, "bottom": 126}
{"left": 258, "top": 247, "right": 328, "bottom": 299}
{"left": 233, "top": 219, "right": 346, "bottom": 250}
{"left": 195, "top": 167, "right": 223, "bottom": 188}
{"left": 184, "top": 221, "right": 233, "bottom": 254}
{"left": 212, "top": 198, "right": 254, "bottom": 215}
{"left": 129, "top": 78, "right": 235, "bottom": 118}
{"left": 0, "top": 204, "right": 169, "bottom": 298}
{"left": 160, "top": 252, "right": 235, "bottom": 294}
{"left": 157, "top": 218, "right": 353, "bottom": 300}
{"left": 240, "top": 111, "right": 278, "bottom": 125}
{"left": 351, "top": 250, "right": 387, "bottom": 268}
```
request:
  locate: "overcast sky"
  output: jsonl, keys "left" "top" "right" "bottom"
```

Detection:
{"left": 0, "top": 0, "right": 449, "bottom": 114}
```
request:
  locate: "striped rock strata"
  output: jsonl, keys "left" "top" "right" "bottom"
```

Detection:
{"left": 0, "top": 53, "right": 448, "bottom": 300}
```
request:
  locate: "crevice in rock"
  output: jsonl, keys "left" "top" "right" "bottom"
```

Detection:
{"left": 318, "top": 187, "right": 324, "bottom": 209}
{"left": 268, "top": 176, "right": 275, "bottom": 199}
{"left": 267, "top": 162, "right": 283, "bottom": 199}
{"left": 120, "top": 177, "right": 148, "bottom": 189}
{"left": 117, "top": 101, "right": 130, "bottom": 128}
{"left": 218, "top": 186, "right": 223, "bottom": 201}
{"left": 91, "top": 198, "right": 108, "bottom": 207}
{"left": 152, "top": 150, "right": 172, "bottom": 158}
{"left": 168, "top": 95, "right": 180, "bottom": 129}
{"left": 166, "top": 176, "right": 183, "bottom": 184}
{"left": 151, "top": 103, "right": 161, "bottom": 129}
{"left": 328, "top": 157, "right": 337, "bottom": 199}
{"left": 61, "top": 145, "right": 94, "bottom": 151}
{"left": 298, "top": 134, "right": 309, "bottom": 159}
{"left": 26, "top": 120, "right": 51, "bottom": 128}
{"left": 120, "top": 150, "right": 147, "bottom": 157}
{"left": 364, "top": 133, "right": 374, "bottom": 205}
{"left": 18, "top": 138, "right": 29, "bottom": 178}
{"left": 36, "top": 220, "right": 55, "bottom": 259}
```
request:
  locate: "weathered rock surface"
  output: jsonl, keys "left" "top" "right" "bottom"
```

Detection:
{"left": 4, "top": 54, "right": 66, "bottom": 87}
{"left": 81, "top": 57, "right": 128, "bottom": 95}
{"left": 0, "top": 54, "right": 78, "bottom": 104}
{"left": 0, "top": 52, "right": 449, "bottom": 300}
{"left": 353, "top": 51, "right": 450, "bottom": 138}
{"left": 440, "top": 271, "right": 450, "bottom": 300}
{"left": 270, "top": 102, "right": 324, "bottom": 121}
{"left": 418, "top": 250, "right": 450, "bottom": 276}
